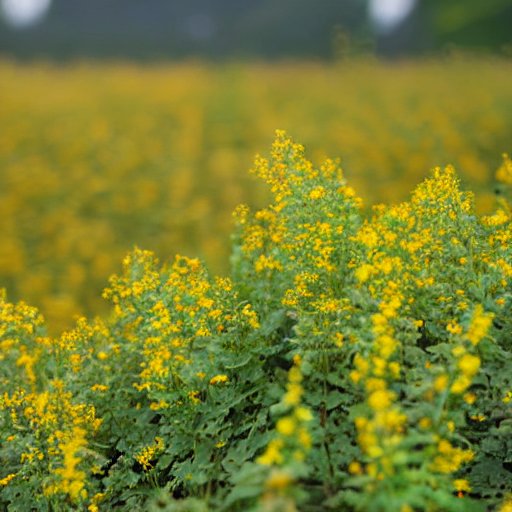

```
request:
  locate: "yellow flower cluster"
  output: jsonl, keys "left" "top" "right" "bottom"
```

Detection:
{"left": 465, "top": 304, "right": 494, "bottom": 346}
{"left": 1, "top": 289, "right": 102, "bottom": 506}
{"left": 500, "top": 495, "right": 512, "bottom": 512}
{"left": 258, "top": 357, "right": 313, "bottom": 468}
{"left": 352, "top": 299, "right": 407, "bottom": 478}
{"left": 1, "top": 129, "right": 511, "bottom": 509}
{"left": 257, "top": 356, "right": 313, "bottom": 510}
{"left": 441, "top": 305, "right": 494, "bottom": 396}
{"left": 0, "top": 473, "right": 16, "bottom": 487}
{"left": 431, "top": 439, "right": 474, "bottom": 474}
{"left": 496, "top": 154, "right": 512, "bottom": 186}
{"left": 234, "top": 132, "right": 509, "bottom": 506}
{"left": 45, "top": 426, "right": 88, "bottom": 501}
{"left": 135, "top": 437, "right": 165, "bottom": 471}
{"left": 1, "top": 57, "right": 510, "bottom": 333}
{"left": 237, "top": 132, "right": 362, "bottom": 352}
{"left": 102, "top": 248, "right": 260, "bottom": 395}
{"left": 209, "top": 374, "right": 229, "bottom": 385}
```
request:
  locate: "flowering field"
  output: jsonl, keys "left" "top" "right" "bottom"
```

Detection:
{"left": 1, "top": 126, "right": 512, "bottom": 510}
{"left": 1, "top": 57, "right": 512, "bottom": 332}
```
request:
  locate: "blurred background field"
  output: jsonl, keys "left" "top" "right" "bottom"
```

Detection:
{"left": 1, "top": 0, "right": 512, "bottom": 332}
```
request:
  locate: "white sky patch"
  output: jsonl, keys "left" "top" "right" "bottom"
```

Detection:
{"left": 1, "top": 0, "right": 52, "bottom": 28}
{"left": 369, "top": 0, "right": 417, "bottom": 34}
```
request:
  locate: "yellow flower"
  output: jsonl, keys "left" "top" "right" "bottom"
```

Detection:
{"left": 348, "top": 461, "right": 363, "bottom": 475}
{"left": 149, "top": 400, "right": 169, "bottom": 410}
{"left": 355, "top": 264, "right": 374, "bottom": 283}
{"left": 241, "top": 303, "right": 260, "bottom": 329}
{"left": 466, "top": 305, "right": 494, "bottom": 345}
{"left": 52, "top": 427, "right": 88, "bottom": 501}
{"left": 368, "top": 389, "right": 394, "bottom": 411}
{"left": 496, "top": 153, "right": 512, "bottom": 185}
{"left": 375, "top": 334, "right": 397, "bottom": 358}
{"left": 464, "top": 392, "right": 476, "bottom": 404}
{"left": 458, "top": 354, "right": 480, "bottom": 377}
{"left": 499, "top": 496, "right": 512, "bottom": 512}
{"left": 447, "top": 321, "right": 463, "bottom": 335}
{"left": 388, "top": 361, "right": 400, "bottom": 378}
{"left": 254, "top": 254, "right": 283, "bottom": 273}
{"left": 283, "top": 382, "right": 302, "bottom": 406}
{"left": 265, "top": 469, "right": 293, "bottom": 490}
{"left": 135, "top": 438, "right": 164, "bottom": 471}
{"left": 309, "top": 186, "right": 326, "bottom": 200}
{"left": 0, "top": 473, "right": 16, "bottom": 486}
{"left": 418, "top": 417, "right": 431, "bottom": 429}
{"left": 295, "top": 406, "right": 313, "bottom": 422}
{"left": 451, "top": 345, "right": 466, "bottom": 357}
{"left": 98, "top": 351, "right": 108, "bottom": 361}
{"left": 433, "top": 440, "right": 474, "bottom": 473}
{"left": 257, "top": 439, "right": 284, "bottom": 466}
{"left": 451, "top": 375, "right": 471, "bottom": 394}
{"left": 298, "top": 428, "right": 312, "bottom": 449}
{"left": 354, "top": 353, "right": 369, "bottom": 375}
{"left": 276, "top": 417, "right": 296, "bottom": 436}
{"left": 349, "top": 370, "right": 362, "bottom": 383}
{"left": 188, "top": 390, "right": 201, "bottom": 404}
{"left": 90, "top": 384, "right": 108, "bottom": 392}
{"left": 434, "top": 374, "right": 449, "bottom": 392}
{"left": 453, "top": 479, "right": 471, "bottom": 492}
{"left": 365, "top": 377, "right": 386, "bottom": 392}
{"left": 209, "top": 374, "right": 229, "bottom": 385}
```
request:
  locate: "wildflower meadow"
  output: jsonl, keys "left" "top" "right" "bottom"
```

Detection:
{"left": 1, "top": 129, "right": 512, "bottom": 510}
{"left": 1, "top": 57, "right": 512, "bottom": 332}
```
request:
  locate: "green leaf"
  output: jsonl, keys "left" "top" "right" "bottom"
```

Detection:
{"left": 326, "top": 391, "right": 344, "bottom": 410}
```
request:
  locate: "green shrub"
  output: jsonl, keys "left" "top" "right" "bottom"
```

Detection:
{"left": 1, "top": 133, "right": 511, "bottom": 511}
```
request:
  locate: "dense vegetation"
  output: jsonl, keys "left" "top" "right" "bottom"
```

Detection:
{"left": 1, "top": 132, "right": 511, "bottom": 511}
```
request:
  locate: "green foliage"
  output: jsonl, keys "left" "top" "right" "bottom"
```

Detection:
{"left": 1, "top": 134, "right": 512, "bottom": 511}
